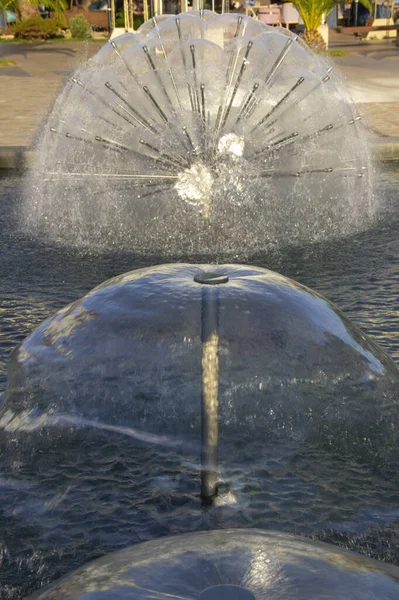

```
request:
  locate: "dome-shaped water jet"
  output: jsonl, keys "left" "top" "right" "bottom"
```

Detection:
{"left": 26, "top": 529, "right": 399, "bottom": 599}
{"left": 1, "top": 264, "right": 398, "bottom": 597}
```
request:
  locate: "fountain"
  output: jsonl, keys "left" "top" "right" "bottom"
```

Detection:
{"left": 2, "top": 12, "right": 396, "bottom": 599}
{"left": 2, "top": 264, "right": 399, "bottom": 597}
{"left": 24, "top": 12, "right": 374, "bottom": 255}
{"left": 26, "top": 530, "right": 399, "bottom": 599}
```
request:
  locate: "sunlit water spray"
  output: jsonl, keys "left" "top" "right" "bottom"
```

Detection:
{"left": 24, "top": 11, "right": 374, "bottom": 256}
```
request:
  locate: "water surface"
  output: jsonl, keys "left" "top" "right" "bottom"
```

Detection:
{"left": 0, "top": 169, "right": 398, "bottom": 598}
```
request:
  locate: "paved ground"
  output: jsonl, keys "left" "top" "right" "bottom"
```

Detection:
{"left": 0, "top": 33, "right": 398, "bottom": 165}
{"left": 0, "top": 42, "right": 101, "bottom": 149}
{"left": 329, "top": 31, "right": 399, "bottom": 143}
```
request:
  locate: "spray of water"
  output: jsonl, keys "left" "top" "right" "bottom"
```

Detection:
{"left": 0, "top": 408, "right": 192, "bottom": 449}
{"left": 24, "top": 12, "right": 375, "bottom": 256}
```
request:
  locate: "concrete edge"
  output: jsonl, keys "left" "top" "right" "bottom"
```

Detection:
{"left": 0, "top": 147, "right": 35, "bottom": 171}
{"left": 1, "top": 140, "right": 399, "bottom": 171}
{"left": 369, "top": 138, "right": 399, "bottom": 162}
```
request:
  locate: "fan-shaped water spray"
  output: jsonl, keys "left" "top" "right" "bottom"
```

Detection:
{"left": 24, "top": 12, "right": 374, "bottom": 255}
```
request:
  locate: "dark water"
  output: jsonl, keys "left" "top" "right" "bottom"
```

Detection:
{"left": 1, "top": 169, "right": 399, "bottom": 598}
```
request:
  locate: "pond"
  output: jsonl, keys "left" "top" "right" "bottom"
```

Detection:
{"left": 0, "top": 167, "right": 398, "bottom": 598}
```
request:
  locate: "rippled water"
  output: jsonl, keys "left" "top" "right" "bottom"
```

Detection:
{"left": 0, "top": 168, "right": 399, "bottom": 598}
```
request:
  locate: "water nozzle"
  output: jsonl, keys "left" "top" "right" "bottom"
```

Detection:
{"left": 194, "top": 272, "right": 229, "bottom": 285}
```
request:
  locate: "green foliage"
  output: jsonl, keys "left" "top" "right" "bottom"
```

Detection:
{"left": 1, "top": 0, "right": 17, "bottom": 11}
{"left": 114, "top": 11, "right": 144, "bottom": 30}
{"left": 325, "top": 48, "right": 348, "bottom": 56}
{"left": 134, "top": 14, "right": 144, "bottom": 29}
{"left": 13, "top": 15, "right": 59, "bottom": 39}
{"left": 69, "top": 13, "right": 91, "bottom": 39}
{"left": 1, "top": 0, "right": 17, "bottom": 10}
{"left": 0, "top": 0, "right": 67, "bottom": 24}
{"left": 293, "top": 0, "right": 371, "bottom": 33}
{"left": 115, "top": 10, "right": 124, "bottom": 27}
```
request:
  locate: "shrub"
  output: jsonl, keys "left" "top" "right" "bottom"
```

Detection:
{"left": 69, "top": 14, "right": 92, "bottom": 40}
{"left": 115, "top": 11, "right": 124, "bottom": 27}
{"left": 114, "top": 12, "right": 144, "bottom": 30}
{"left": 13, "top": 17, "right": 60, "bottom": 40}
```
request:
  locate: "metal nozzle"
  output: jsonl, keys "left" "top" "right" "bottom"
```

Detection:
{"left": 194, "top": 272, "right": 229, "bottom": 285}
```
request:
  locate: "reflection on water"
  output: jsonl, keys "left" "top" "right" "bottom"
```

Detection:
{"left": 0, "top": 170, "right": 398, "bottom": 598}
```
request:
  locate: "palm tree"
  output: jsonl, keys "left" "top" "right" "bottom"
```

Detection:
{"left": 292, "top": 0, "right": 372, "bottom": 49}
{"left": 0, "top": 0, "right": 67, "bottom": 24}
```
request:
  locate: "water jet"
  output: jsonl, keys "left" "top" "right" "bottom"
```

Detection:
{"left": 2, "top": 12, "right": 396, "bottom": 599}
{"left": 23, "top": 529, "right": 399, "bottom": 599}
{"left": 24, "top": 12, "right": 375, "bottom": 256}
{"left": 194, "top": 269, "right": 229, "bottom": 501}
{"left": 2, "top": 263, "right": 399, "bottom": 599}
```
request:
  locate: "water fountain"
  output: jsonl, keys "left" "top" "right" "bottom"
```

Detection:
{"left": 24, "top": 11, "right": 374, "bottom": 256}
{"left": 26, "top": 530, "right": 399, "bottom": 599}
{"left": 2, "top": 264, "right": 399, "bottom": 597}
{"left": 2, "top": 11, "right": 397, "bottom": 599}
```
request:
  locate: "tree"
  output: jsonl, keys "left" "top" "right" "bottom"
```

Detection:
{"left": 0, "top": 0, "right": 67, "bottom": 24}
{"left": 292, "top": 0, "right": 372, "bottom": 49}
